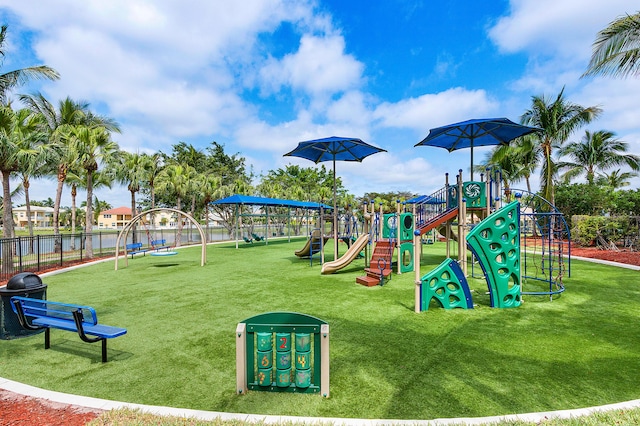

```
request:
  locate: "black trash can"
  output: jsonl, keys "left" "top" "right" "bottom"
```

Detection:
{"left": 0, "top": 272, "right": 47, "bottom": 340}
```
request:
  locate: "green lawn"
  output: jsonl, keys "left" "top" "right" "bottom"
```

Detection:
{"left": 1, "top": 238, "right": 639, "bottom": 421}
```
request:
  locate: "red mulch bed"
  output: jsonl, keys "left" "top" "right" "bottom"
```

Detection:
{"left": 570, "top": 246, "right": 640, "bottom": 266}
{"left": 0, "top": 389, "right": 102, "bottom": 426}
{"left": 2, "top": 245, "right": 638, "bottom": 424}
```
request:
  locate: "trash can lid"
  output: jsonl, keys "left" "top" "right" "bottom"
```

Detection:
{"left": 6, "top": 272, "right": 43, "bottom": 290}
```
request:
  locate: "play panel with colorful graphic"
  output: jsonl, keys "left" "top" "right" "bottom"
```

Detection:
{"left": 236, "top": 312, "right": 329, "bottom": 397}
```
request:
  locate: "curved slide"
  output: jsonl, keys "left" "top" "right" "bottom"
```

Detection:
{"left": 295, "top": 233, "right": 330, "bottom": 257}
{"left": 321, "top": 233, "right": 369, "bottom": 274}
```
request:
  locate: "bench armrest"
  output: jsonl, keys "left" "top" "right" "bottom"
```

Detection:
{"left": 72, "top": 309, "right": 102, "bottom": 344}
{"left": 11, "top": 299, "right": 44, "bottom": 331}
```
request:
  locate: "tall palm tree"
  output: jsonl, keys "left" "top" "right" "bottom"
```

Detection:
{"left": 520, "top": 88, "right": 602, "bottom": 205}
{"left": 115, "top": 151, "right": 148, "bottom": 243}
{"left": 71, "top": 126, "right": 120, "bottom": 258}
{"left": 66, "top": 169, "right": 112, "bottom": 248}
{"left": 0, "top": 106, "right": 45, "bottom": 272}
{"left": 156, "top": 164, "right": 194, "bottom": 247}
{"left": 17, "top": 129, "right": 49, "bottom": 239}
{"left": 583, "top": 12, "right": 640, "bottom": 78}
{"left": 0, "top": 25, "right": 59, "bottom": 104}
{"left": 558, "top": 130, "right": 640, "bottom": 184}
{"left": 0, "top": 107, "right": 43, "bottom": 239}
{"left": 20, "top": 95, "right": 91, "bottom": 237}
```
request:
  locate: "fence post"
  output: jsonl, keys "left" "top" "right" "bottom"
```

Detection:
{"left": 17, "top": 236, "right": 23, "bottom": 271}
{"left": 37, "top": 235, "right": 41, "bottom": 270}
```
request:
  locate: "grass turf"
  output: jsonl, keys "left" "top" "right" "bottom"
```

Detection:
{"left": 1, "top": 238, "right": 639, "bottom": 421}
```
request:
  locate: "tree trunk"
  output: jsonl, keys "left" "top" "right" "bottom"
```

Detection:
{"left": 70, "top": 184, "right": 77, "bottom": 250}
{"left": 1, "top": 171, "right": 15, "bottom": 275}
{"left": 24, "top": 177, "right": 34, "bottom": 239}
{"left": 85, "top": 171, "right": 94, "bottom": 258}
{"left": 175, "top": 198, "right": 182, "bottom": 247}
{"left": 130, "top": 190, "right": 137, "bottom": 244}
{"left": 23, "top": 177, "right": 35, "bottom": 255}
{"left": 53, "top": 166, "right": 67, "bottom": 253}
{"left": 205, "top": 203, "right": 210, "bottom": 243}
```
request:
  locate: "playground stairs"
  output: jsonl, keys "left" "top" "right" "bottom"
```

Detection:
{"left": 356, "top": 239, "right": 394, "bottom": 287}
{"left": 417, "top": 207, "right": 458, "bottom": 235}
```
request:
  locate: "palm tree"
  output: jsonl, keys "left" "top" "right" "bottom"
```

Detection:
{"left": 67, "top": 169, "right": 112, "bottom": 248}
{"left": 71, "top": 126, "right": 120, "bottom": 258}
{"left": 81, "top": 195, "right": 111, "bottom": 226}
{"left": 0, "top": 106, "right": 46, "bottom": 272}
{"left": 478, "top": 145, "right": 531, "bottom": 202}
{"left": 141, "top": 153, "right": 162, "bottom": 217}
{"left": 20, "top": 95, "right": 91, "bottom": 238}
{"left": 596, "top": 169, "right": 638, "bottom": 189}
{"left": 558, "top": 130, "right": 640, "bottom": 184}
{"left": 15, "top": 111, "right": 49, "bottom": 239}
{"left": 0, "top": 107, "right": 44, "bottom": 239}
{"left": 0, "top": 25, "right": 59, "bottom": 104}
{"left": 583, "top": 12, "right": 640, "bottom": 78}
{"left": 520, "top": 88, "right": 602, "bottom": 205}
{"left": 115, "top": 151, "right": 148, "bottom": 243}
{"left": 199, "top": 173, "right": 221, "bottom": 242}
{"left": 156, "top": 164, "right": 194, "bottom": 247}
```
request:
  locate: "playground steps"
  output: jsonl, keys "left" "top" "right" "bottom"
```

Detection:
{"left": 356, "top": 239, "right": 394, "bottom": 287}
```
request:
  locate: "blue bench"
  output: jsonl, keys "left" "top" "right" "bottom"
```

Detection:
{"left": 151, "top": 239, "right": 171, "bottom": 251}
{"left": 10, "top": 296, "right": 127, "bottom": 362}
{"left": 126, "top": 242, "right": 148, "bottom": 258}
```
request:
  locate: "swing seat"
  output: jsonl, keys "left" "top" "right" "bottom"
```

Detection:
{"left": 243, "top": 236, "right": 253, "bottom": 243}
{"left": 251, "top": 233, "right": 264, "bottom": 241}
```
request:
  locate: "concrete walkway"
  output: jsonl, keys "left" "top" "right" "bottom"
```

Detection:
{"left": 2, "top": 376, "right": 640, "bottom": 425}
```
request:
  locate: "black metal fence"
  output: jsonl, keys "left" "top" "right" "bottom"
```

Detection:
{"left": 0, "top": 226, "right": 228, "bottom": 283}
{"left": 0, "top": 224, "right": 312, "bottom": 283}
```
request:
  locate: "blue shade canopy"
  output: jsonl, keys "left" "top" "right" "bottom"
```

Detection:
{"left": 415, "top": 118, "right": 540, "bottom": 179}
{"left": 211, "top": 194, "right": 332, "bottom": 210}
{"left": 284, "top": 136, "right": 386, "bottom": 257}
{"left": 415, "top": 118, "right": 539, "bottom": 151}
{"left": 284, "top": 136, "right": 387, "bottom": 163}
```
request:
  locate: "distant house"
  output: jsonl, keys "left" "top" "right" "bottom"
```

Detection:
{"left": 97, "top": 207, "right": 187, "bottom": 229}
{"left": 97, "top": 206, "right": 133, "bottom": 229}
{"left": 12, "top": 206, "right": 55, "bottom": 228}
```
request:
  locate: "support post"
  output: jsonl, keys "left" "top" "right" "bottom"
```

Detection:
{"left": 236, "top": 323, "right": 247, "bottom": 395}
{"left": 320, "top": 324, "right": 330, "bottom": 398}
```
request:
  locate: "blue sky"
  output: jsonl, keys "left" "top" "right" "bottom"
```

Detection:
{"left": 1, "top": 0, "right": 639, "bottom": 209}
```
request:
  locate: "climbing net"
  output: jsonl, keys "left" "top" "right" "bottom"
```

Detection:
{"left": 511, "top": 189, "right": 570, "bottom": 300}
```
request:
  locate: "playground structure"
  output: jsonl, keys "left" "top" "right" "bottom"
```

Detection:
{"left": 411, "top": 167, "right": 569, "bottom": 311}
{"left": 114, "top": 208, "right": 207, "bottom": 270}
{"left": 288, "top": 164, "right": 569, "bottom": 305}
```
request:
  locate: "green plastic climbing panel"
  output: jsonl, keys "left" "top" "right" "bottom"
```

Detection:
{"left": 462, "top": 181, "right": 486, "bottom": 208}
{"left": 466, "top": 201, "right": 521, "bottom": 308}
{"left": 399, "top": 242, "right": 414, "bottom": 273}
{"left": 420, "top": 258, "right": 473, "bottom": 311}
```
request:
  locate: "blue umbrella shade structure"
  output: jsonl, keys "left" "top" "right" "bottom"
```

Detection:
{"left": 284, "top": 136, "right": 387, "bottom": 257}
{"left": 415, "top": 118, "right": 540, "bottom": 179}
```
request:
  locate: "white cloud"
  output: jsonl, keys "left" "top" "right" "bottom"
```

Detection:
{"left": 489, "top": 0, "right": 632, "bottom": 60}
{"left": 373, "top": 88, "right": 499, "bottom": 132}
{"left": 259, "top": 34, "right": 364, "bottom": 95}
